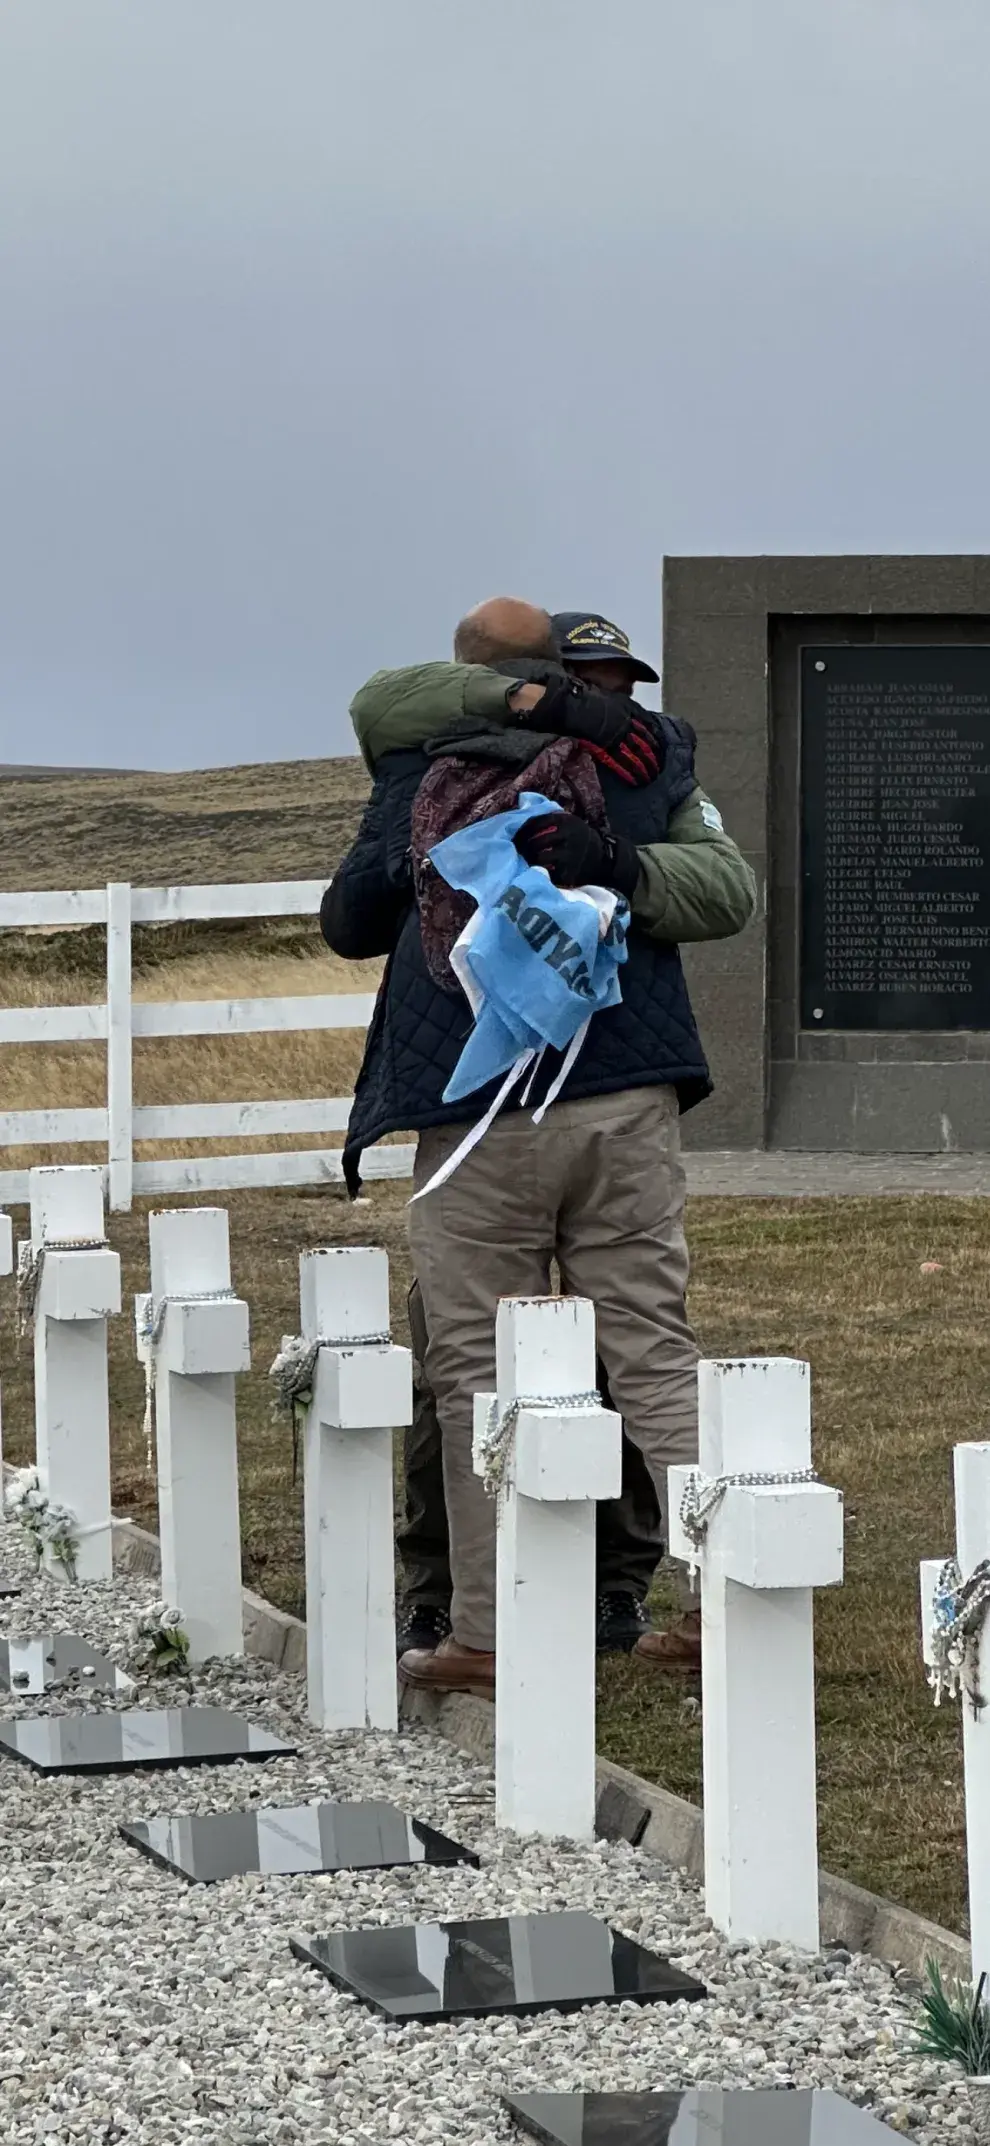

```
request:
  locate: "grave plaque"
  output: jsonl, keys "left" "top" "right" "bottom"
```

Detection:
{"left": 801, "top": 645, "right": 990, "bottom": 1029}
{"left": 290, "top": 1909, "right": 706, "bottom": 2022}
{"left": 0, "top": 1632, "right": 134, "bottom": 1695}
{"left": 121, "top": 1799, "right": 479, "bottom": 1882}
{"left": 0, "top": 1706, "right": 295, "bottom": 1775}
{"left": 503, "top": 2088, "right": 903, "bottom": 2143}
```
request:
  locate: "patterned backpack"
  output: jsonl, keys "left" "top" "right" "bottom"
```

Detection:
{"left": 410, "top": 737, "right": 608, "bottom": 991}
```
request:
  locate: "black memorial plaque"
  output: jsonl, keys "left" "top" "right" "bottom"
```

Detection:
{"left": 801, "top": 645, "right": 990, "bottom": 1029}
{"left": 0, "top": 1706, "right": 295, "bottom": 1775}
{"left": 503, "top": 2088, "right": 902, "bottom": 2144}
{"left": 121, "top": 1798, "right": 479, "bottom": 1882}
{"left": 0, "top": 1632, "right": 134, "bottom": 1696}
{"left": 290, "top": 1908, "right": 706, "bottom": 2023}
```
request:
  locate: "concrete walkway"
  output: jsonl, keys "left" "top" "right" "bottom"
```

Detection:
{"left": 683, "top": 1150, "right": 990, "bottom": 1196}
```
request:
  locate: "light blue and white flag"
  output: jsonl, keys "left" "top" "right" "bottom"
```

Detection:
{"left": 412, "top": 792, "right": 629, "bottom": 1199}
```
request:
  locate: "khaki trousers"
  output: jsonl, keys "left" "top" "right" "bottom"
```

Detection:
{"left": 409, "top": 1084, "right": 700, "bottom": 1651}
{"left": 398, "top": 1280, "right": 663, "bottom": 1611}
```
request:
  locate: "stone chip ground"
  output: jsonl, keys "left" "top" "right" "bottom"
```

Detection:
{"left": 0, "top": 1534, "right": 975, "bottom": 2144}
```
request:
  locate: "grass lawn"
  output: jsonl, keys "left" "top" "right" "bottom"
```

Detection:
{"left": 0, "top": 1183, "right": 977, "bottom": 1937}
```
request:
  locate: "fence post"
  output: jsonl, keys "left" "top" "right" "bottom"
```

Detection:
{"left": 106, "top": 881, "right": 134, "bottom": 1213}
{"left": 300, "top": 1246, "right": 411, "bottom": 1731}
{"left": 668, "top": 1359, "right": 844, "bottom": 1950}
{"left": 920, "top": 1441, "right": 990, "bottom": 1985}
{"left": 27, "top": 1165, "right": 121, "bottom": 1582}
{"left": 474, "top": 1295, "right": 622, "bottom": 1842}
{"left": 136, "top": 1207, "right": 249, "bottom": 1661}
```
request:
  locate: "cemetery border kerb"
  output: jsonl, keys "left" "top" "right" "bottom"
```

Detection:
{"left": 106, "top": 1501, "right": 971, "bottom": 1988}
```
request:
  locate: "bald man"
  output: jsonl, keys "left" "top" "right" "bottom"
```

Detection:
{"left": 351, "top": 597, "right": 662, "bottom": 786}
{"left": 455, "top": 595, "right": 555, "bottom": 662}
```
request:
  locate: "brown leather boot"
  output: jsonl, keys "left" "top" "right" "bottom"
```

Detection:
{"left": 633, "top": 1608, "right": 702, "bottom": 1673}
{"left": 398, "top": 1634, "right": 496, "bottom": 1698}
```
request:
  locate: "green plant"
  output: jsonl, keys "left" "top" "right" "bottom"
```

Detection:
{"left": 917, "top": 1959, "right": 990, "bottom": 2074}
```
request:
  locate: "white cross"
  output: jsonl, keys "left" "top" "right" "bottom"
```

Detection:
{"left": 300, "top": 1246, "right": 411, "bottom": 1732}
{"left": 0, "top": 1208, "right": 13, "bottom": 1486}
{"left": 920, "top": 1440, "right": 990, "bottom": 1984}
{"left": 135, "top": 1206, "right": 249, "bottom": 1660}
{"left": 669, "top": 1357, "right": 844, "bottom": 1950}
{"left": 27, "top": 1166, "right": 121, "bottom": 1583}
{"left": 473, "top": 1295, "right": 621, "bottom": 1842}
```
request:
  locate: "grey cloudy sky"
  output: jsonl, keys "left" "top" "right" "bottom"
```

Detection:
{"left": 2, "top": 0, "right": 990, "bottom": 769}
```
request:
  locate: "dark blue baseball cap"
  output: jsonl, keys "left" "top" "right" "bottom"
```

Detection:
{"left": 552, "top": 611, "right": 659, "bottom": 686}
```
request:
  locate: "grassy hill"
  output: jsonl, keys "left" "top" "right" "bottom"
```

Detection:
{"left": 0, "top": 755, "right": 369, "bottom": 890}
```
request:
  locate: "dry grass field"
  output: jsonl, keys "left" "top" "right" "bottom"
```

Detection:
{"left": 0, "top": 756, "right": 377, "bottom": 1173}
{"left": 0, "top": 759, "right": 978, "bottom": 1938}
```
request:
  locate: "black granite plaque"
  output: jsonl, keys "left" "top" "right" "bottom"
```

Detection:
{"left": 120, "top": 1799, "right": 479, "bottom": 1882}
{"left": 0, "top": 1633, "right": 134, "bottom": 1696}
{"left": 0, "top": 1706, "right": 295, "bottom": 1775}
{"left": 504, "top": 2088, "right": 901, "bottom": 2144}
{"left": 290, "top": 1909, "right": 706, "bottom": 2023}
{"left": 801, "top": 645, "right": 990, "bottom": 1028}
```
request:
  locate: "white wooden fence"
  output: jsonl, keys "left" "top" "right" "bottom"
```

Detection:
{"left": 0, "top": 878, "right": 415, "bottom": 1211}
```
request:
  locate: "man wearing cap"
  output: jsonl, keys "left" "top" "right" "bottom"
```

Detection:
{"left": 323, "top": 598, "right": 757, "bottom": 1692}
{"left": 394, "top": 611, "right": 671, "bottom": 1665}
{"left": 554, "top": 609, "right": 663, "bottom": 692}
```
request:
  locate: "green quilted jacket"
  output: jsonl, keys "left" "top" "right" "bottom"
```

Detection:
{"left": 348, "top": 661, "right": 757, "bottom": 945}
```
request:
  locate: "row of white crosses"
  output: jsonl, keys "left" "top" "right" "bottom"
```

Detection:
{"left": 23, "top": 1170, "right": 990, "bottom": 1983}
{"left": 14, "top": 1164, "right": 853, "bottom": 1959}
{"left": 12, "top": 1167, "right": 247, "bottom": 1624}
{"left": 13, "top": 1169, "right": 413, "bottom": 1714}
{"left": 479, "top": 1315, "right": 845, "bottom": 1951}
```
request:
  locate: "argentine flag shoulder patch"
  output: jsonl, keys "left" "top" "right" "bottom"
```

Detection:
{"left": 701, "top": 800, "right": 724, "bottom": 832}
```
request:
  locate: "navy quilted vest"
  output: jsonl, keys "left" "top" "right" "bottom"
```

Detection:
{"left": 340, "top": 717, "right": 712, "bottom": 1191}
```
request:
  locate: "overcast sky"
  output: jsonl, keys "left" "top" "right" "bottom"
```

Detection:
{"left": 3, "top": 0, "right": 990, "bottom": 769}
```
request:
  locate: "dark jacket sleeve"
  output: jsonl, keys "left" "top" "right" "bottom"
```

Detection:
{"left": 320, "top": 777, "right": 411, "bottom": 961}
{"left": 495, "top": 659, "right": 685, "bottom": 773}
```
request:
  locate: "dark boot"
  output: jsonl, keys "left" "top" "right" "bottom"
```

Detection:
{"left": 596, "top": 1591, "right": 651, "bottom": 1652}
{"left": 395, "top": 1603, "right": 451, "bottom": 1659}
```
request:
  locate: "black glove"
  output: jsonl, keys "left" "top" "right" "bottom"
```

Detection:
{"left": 513, "top": 812, "right": 640, "bottom": 898}
{"left": 515, "top": 678, "right": 663, "bottom": 788}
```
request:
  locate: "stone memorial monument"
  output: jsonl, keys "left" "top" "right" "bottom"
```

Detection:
{"left": 663, "top": 555, "right": 990, "bottom": 1152}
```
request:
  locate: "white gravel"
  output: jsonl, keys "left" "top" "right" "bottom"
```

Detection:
{"left": 0, "top": 1531, "right": 975, "bottom": 2145}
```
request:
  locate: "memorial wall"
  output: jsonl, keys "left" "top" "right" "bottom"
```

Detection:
{"left": 662, "top": 558, "right": 990, "bottom": 1153}
{"left": 801, "top": 646, "right": 990, "bottom": 1031}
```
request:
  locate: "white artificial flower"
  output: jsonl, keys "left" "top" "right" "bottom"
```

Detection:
{"left": 5, "top": 1466, "right": 39, "bottom": 1512}
{"left": 161, "top": 1607, "right": 184, "bottom": 1631}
